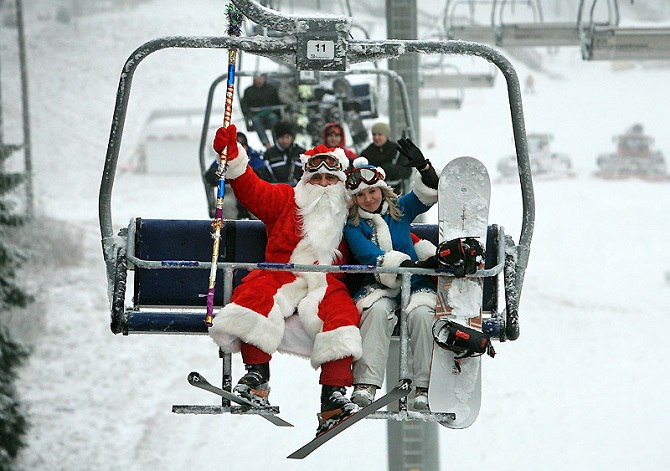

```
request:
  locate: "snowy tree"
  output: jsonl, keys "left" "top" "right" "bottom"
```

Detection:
{"left": 0, "top": 324, "right": 28, "bottom": 469}
{"left": 0, "top": 144, "right": 31, "bottom": 469}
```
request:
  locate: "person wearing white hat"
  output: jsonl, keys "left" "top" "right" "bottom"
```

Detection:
{"left": 343, "top": 138, "right": 440, "bottom": 411}
{"left": 208, "top": 125, "right": 362, "bottom": 436}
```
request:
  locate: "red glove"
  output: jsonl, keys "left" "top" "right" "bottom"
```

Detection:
{"left": 212, "top": 124, "right": 239, "bottom": 160}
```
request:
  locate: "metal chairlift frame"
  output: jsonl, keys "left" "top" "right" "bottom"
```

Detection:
{"left": 99, "top": 0, "right": 534, "bottom": 424}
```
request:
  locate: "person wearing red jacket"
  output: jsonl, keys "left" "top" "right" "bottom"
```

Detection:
{"left": 323, "top": 122, "right": 357, "bottom": 162}
{"left": 209, "top": 125, "right": 362, "bottom": 435}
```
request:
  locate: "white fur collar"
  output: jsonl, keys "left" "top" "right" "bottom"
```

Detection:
{"left": 357, "top": 202, "right": 392, "bottom": 252}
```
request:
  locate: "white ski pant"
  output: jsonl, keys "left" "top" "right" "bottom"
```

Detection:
{"left": 353, "top": 297, "right": 434, "bottom": 389}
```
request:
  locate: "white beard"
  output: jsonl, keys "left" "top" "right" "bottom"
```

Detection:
{"left": 293, "top": 180, "right": 350, "bottom": 264}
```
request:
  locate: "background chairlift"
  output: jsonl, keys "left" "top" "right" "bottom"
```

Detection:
{"left": 99, "top": 0, "right": 534, "bottom": 430}
{"left": 421, "top": 58, "right": 497, "bottom": 89}
{"left": 418, "top": 35, "right": 496, "bottom": 89}
{"left": 419, "top": 87, "right": 464, "bottom": 117}
{"left": 419, "top": 62, "right": 465, "bottom": 116}
{"left": 443, "top": 0, "right": 498, "bottom": 43}
{"left": 579, "top": 0, "right": 670, "bottom": 61}
{"left": 443, "top": 0, "right": 619, "bottom": 50}
{"left": 495, "top": 0, "right": 582, "bottom": 48}
{"left": 582, "top": 26, "right": 670, "bottom": 61}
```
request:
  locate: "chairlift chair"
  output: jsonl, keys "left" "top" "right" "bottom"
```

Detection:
{"left": 99, "top": 0, "right": 534, "bottom": 431}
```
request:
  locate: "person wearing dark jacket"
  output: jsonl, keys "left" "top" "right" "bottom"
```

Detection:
{"left": 360, "top": 122, "right": 412, "bottom": 194}
{"left": 256, "top": 121, "right": 306, "bottom": 185}
{"left": 242, "top": 74, "right": 282, "bottom": 149}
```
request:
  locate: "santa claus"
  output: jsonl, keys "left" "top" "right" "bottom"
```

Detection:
{"left": 208, "top": 124, "right": 361, "bottom": 433}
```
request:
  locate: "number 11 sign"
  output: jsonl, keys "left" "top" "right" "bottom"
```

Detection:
{"left": 306, "top": 40, "right": 335, "bottom": 60}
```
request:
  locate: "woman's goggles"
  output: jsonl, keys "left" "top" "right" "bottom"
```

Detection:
{"left": 345, "top": 167, "right": 385, "bottom": 191}
{"left": 305, "top": 154, "right": 343, "bottom": 172}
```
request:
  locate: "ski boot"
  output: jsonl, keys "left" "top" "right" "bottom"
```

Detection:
{"left": 233, "top": 363, "right": 270, "bottom": 406}
{"left": 351, "top": 383, "right": 377, "bottom": 407}
{"left": 316, "top": 386, "right": 360, "bottom": 436}
{"left": 413, "top": 387, "right": 430, "bottom": 411}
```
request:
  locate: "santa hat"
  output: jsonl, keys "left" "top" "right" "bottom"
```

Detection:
{"left": 299, "top": 145, "right": 349, "bottom": 183}
{"left": 346, "top": 157, "right": 388, "bottom": 195}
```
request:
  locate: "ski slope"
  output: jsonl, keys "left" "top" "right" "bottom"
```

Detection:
{"left": 5, "top": 1, "right": 670, "bottom": 470}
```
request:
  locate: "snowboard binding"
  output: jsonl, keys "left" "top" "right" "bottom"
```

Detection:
{"left": 436, "top": 237, "right": 484, "bottom": 277}
{"left": 432, "top": 318, "right": 496, "bottom": 365}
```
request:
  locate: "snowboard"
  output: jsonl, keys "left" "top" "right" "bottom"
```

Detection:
{"left": 428, "top": 156, "right": 491, "bottom": 429}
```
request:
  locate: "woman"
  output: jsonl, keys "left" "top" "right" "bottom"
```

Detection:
{"left": 343, "top": 138, "right": 439, "bottom": 410}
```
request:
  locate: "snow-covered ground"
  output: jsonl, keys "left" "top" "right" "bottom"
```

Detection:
{"left": 3, "top": 1, "right": 670, "bottom": 470}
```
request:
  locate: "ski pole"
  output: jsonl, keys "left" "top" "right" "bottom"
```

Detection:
{"left": 205, "top": 4, "right": 243, "bottom": 327}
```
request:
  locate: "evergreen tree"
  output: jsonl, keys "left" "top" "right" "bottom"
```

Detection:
{"left": 0, "top": 143, "right": 32, "bottom": 468}
{"left": 0, "top": 324, "right": 29, "bottom": 468}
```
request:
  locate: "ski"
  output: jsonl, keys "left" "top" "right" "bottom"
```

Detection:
{"left": 287, "top": 381, "right": 411, "bottom": 459}
{"left": 187, "top": 372, "right": 293, "bottom": 427}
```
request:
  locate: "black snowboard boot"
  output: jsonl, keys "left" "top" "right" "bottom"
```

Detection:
{"left": 316, "top": 385, "right": 360, "bottom": 436}
{"left": 233, "top": 362, "right": 270, "bottom": 406}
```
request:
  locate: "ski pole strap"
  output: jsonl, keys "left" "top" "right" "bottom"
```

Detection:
{"left": 435, "top": 237, "right": 485, "bottom": 277}
{"left": 432, "top": 318, "right": 496, "bottom": 359}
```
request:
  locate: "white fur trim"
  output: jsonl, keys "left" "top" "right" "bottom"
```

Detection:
{"left": 310, "top": 325, "right": 363, "bottom": 368}
{"left": 224, "top": 142, "right": 249, "bottom": 180}
{"left": 378, "top": 250, "right": 411, "bottom": 288}
{"left": 406, "top": 291, "right": 437, "bottom": 314}
{"left": 297, "top": 284, "right": 327, "bottom": 338}
{"left": 277, "top": 315, "right": 313, "bottom": 358}
{"left": 273, "top": 277, "right": 308, "bottom": 318}
{"left": 411, "top": 171, "right": 438, "bottom": 205}
{"left": 364, "top": 212, "right": 392, "bottom": 252}
{"left": 299, "top": 147, "right": 349, "bottom": 183}
{"left": 414, "top": 238, "right": 437, "bottom": 261}
{"left": 209, "top": 301, "right": 285, "bottom": 354}
{"left": 348, "top": 177, "right": 388, "bottom": 195}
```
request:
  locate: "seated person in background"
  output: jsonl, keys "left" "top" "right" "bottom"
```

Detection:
{"left": 256, "top": 121, "right": 306, "bottom": 185}
{"left": 205, "top": 131, "right": 264, "bottom": 219}
{"left": 241, "top": 74, "right": 282, "bottom": 150}
{"left": 360, "top": 122, "right": 412, "bottom": 195}
{"left": 323, "top": 122, "right": 357, "bottom": 162}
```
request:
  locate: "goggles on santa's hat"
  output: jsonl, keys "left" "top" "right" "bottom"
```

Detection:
{"left": 345, "top": 157, "right": 388, "bottom": 194}
{"left": 299, "top": 145, "right": 349, "bottom": 183}
{"left": 304, "top": 153, "right": 343, "bottom": 172}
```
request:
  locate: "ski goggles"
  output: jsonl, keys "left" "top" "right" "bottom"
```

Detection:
{"left": 304, "top": 154, "right": 343, "bottom": 172}
{"left": 345, "top": 167, "right": 385, "bottom": 191}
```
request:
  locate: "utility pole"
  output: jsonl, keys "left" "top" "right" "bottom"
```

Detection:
{"left": 386, "top": 2, "right": 440, "bottom": 470}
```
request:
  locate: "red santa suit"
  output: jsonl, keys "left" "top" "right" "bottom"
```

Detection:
{"left": 209, "top": 142, "right": 362, "bottom": 387}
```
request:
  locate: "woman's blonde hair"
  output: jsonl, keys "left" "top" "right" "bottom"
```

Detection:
{"left": 348, "top": 186, "right": 403, "bottom": 225}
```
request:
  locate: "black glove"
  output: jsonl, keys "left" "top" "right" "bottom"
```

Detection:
{"left": 396, "top": 138, "right": 438, "bottom": 189}
{"left": 400, "top": 256, "right": 440, "bottom": 269}
{"left": 436, "top": 237, "right": 484, "bottom": 277}
{"left": 397, "top": 138, "right": 427, "bottom": 169}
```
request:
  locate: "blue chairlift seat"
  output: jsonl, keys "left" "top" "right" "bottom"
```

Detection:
{"left": 123, "top": 219, "right": 500, "bottom": 335}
